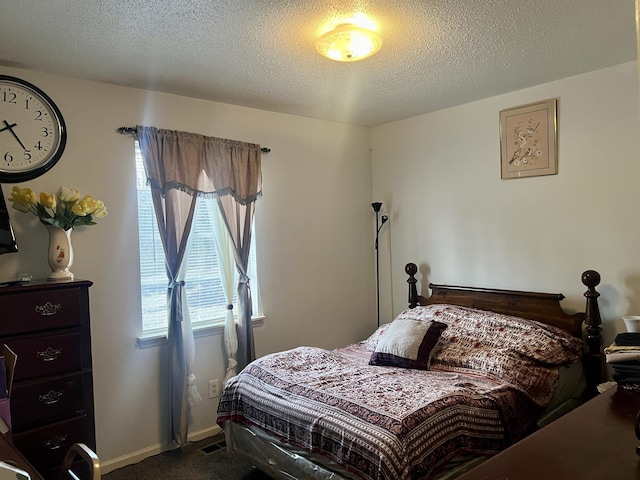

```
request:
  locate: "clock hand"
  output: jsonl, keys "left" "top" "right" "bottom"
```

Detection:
{"left": 0, "top": 121, "right": 17, "bottom": 134}
{"left": 2, "top": 120, "right": 27, "bottom": 150}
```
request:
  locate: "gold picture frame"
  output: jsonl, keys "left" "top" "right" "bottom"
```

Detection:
{"left": 500, "top": 99, "right": 557, "bottom": 179}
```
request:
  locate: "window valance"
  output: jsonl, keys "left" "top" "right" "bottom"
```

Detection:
{"left": 136, "top": 126, "right": 262, "bottom": 204}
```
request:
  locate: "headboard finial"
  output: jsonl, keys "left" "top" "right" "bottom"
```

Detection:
{"left": 406, "top": 263, "right": 419, "bottom": 308}
{"left": 582, "top": 270, "right": 601, "bottom": 289}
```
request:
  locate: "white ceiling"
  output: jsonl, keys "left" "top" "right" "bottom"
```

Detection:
{"left": 0, "top": 0, "right": 636, "bottom": 127}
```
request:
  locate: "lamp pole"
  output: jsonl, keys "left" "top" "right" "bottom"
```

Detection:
{"left": 372, "top": 202, "right": 388, "bottom": 328}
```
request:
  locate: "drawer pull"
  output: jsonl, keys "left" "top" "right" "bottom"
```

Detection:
{"left": 39, "top": 389, "right": 64, "bottom": 405}
{"left": 37, "top": 346, "right": 62, "bottom": 362}
{"left": 34, "top": 301, "right": 62, "bottom": 316}
{"left": 43, "top": 434, "right": 67, "bottom": 450}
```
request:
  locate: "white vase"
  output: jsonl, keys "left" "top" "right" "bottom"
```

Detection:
{"left": 46, "top": 225, "right": 74, "bottom": 280}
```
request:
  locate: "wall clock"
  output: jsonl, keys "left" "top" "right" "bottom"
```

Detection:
{"left": 0, "top": 75, "right": 66, "bottom": 183}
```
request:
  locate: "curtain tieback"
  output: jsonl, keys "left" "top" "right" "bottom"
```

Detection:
{"left": 239, "top": 275, "right": 253, "bottom": 316}
{"left": 168, "top": 280, "right": 185, "bottom": 290}
{"left": 227, "top": 304, "right": 234, "bottom": 310}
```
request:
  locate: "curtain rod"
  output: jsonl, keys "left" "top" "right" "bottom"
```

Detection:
{"left": 116, "top": 126, "right": 271, "bottom": 153}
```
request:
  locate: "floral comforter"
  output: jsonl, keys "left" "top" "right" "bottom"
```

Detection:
{"left": 217, "top": 305, "right": 582, "bottom": 480}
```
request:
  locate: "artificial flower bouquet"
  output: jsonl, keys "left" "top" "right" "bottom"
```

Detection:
{"left": 10, "top": 186, "right": 108, "bottom": 231}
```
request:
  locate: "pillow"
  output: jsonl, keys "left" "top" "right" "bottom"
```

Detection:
{"left": 394, "top": 304, "right": 583, "bottom": 407}
{"left": 369, "top": 318, "right": 447, "bottom": 370}
{"left": 395, "top": 304, "right": 583, "bottom": 366}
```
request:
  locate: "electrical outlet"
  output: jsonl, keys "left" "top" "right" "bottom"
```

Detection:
{"left": 208, "top": 379, "right": 219, "bottom": 399}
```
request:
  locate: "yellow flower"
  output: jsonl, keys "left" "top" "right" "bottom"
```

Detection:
{"left": 71, "top": 202, "right": 89, "bottom": 216}
{"left": 11, "top": 184, "right": 107, "bottom": 230}
{"left": 71, "top": 195, "right": 101, "bottom": 216}
{"left": 92, "top": 200, "right": 108, "bottom": 218}
{"left": 9, "top": 186, "right": 37, "bottom": 206}
{"left": 39, "top": 192, "right": 57, "bottom": 210}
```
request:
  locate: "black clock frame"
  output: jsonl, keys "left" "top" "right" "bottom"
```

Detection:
{"left": 0, "top": 75, "right": 67, "bottom": 183}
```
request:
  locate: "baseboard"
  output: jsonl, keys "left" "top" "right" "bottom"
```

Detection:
{"left": 100, "top": 424, "right": 223, "bottom": 474}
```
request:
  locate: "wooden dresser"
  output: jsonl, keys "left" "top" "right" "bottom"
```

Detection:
{"left": 0, "top": 279, "right": 95, "bottom": 479}
{"left": 457, "top": 385, "right": 640, "bottom": 480}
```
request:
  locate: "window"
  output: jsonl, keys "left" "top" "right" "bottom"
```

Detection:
{"left": 135, "top": 143, "right": 260, "bottom": 335}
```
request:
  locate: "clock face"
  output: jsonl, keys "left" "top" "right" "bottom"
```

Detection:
{"left": 0, "top": 75, "right": 66, "bottom": 183}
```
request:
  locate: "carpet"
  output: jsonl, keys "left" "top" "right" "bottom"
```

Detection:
{"left": 102, "top": 435, "right": 272, "bottom": 480}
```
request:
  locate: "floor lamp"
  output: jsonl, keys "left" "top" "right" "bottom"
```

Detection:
{"left": 372, "top": 202, "right": 388, "bottom": 328}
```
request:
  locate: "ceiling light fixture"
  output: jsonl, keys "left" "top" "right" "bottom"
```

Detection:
{"left": 316, "top": 24, "right": 382, "bottom": 62}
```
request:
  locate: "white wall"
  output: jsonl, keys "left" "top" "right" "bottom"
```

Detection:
{"left": 372, "top": 61, "right": 640, "bottom": 348}
{"left": 0, "top": 67, "right": 375, "bottom": 470}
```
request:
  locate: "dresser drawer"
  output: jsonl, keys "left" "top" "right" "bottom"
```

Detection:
{"left": 13, "top": 415, "right": 91, "bottom": 471}
{"left": 0, "top": 287, "right": 86, "bottom": 335}
{"left": 11, "top": 373, "right": 86, "bottom": 430}
{"left": 5, "top": 332, "right": 82, "bottom": 381}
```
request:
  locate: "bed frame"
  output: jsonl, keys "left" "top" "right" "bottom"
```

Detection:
{"left": 224, "top": 265, "right": 606, "bottom": 480}
{"left": 404, "top": 263, "right": 605, "bottom": 398}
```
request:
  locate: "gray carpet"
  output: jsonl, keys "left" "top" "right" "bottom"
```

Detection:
{"left": 103, "top": 435, "right": 273, "bottom": 480}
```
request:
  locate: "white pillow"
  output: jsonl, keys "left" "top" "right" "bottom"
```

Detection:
{"left": 369, "top": 318, "right": 447, "bottom": 370}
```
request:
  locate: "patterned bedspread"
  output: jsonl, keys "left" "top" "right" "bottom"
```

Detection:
{"left": 218, "top": 344, "right": 539, "bottom": 479}
{"left": 217, "top": 305, "right": 582, "bottom": 480}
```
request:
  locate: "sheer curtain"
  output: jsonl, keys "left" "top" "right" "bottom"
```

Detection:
{"left": 136, "top": 126, "right": 262, "bottom": 444}
{"left": 216, "top": 195, "right": 257, "bottom": 371}
{"left": 207, "top": 203, "right": 238, "bottom": 383}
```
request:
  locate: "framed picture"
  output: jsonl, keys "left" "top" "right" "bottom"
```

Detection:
{"left": 499, "top": 99, "right": 557, "bottom": 179}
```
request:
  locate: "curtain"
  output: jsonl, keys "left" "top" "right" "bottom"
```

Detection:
{"left": 207, "top": 203, "right": 238, "bottom": 383}
{"left": 137, "top": 126, "right": 261, "bottom": 444}
{"left": 216, "top": 195, "right": 257, "bottom": 371}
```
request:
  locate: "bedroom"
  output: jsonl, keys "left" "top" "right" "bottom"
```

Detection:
{"left": 0, "top": 0, "right": 638, "bottom": 477}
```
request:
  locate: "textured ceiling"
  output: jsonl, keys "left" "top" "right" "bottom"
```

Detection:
{"left": 0, "top": 0, "right": 636, "bottom": 127}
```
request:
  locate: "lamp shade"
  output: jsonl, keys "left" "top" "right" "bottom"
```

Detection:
{"left": 316, "top": 24, "right": 382, "bottom": 62}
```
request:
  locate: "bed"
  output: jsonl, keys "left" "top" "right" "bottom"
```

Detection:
{"left": 217, "top": 263, "right": 604, "bottom": 480}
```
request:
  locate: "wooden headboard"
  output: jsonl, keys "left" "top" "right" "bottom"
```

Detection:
{"left": 404, "top": 263, "right": 605, "bottom": 398}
